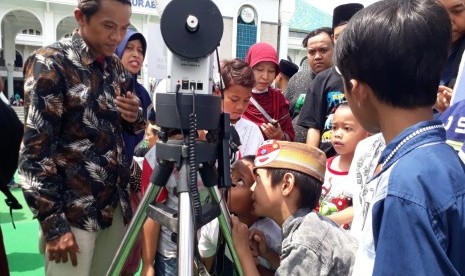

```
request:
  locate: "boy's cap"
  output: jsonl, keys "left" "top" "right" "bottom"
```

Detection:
{"left": 279, "top": 59, "right": 299, "bottom": 79}
{"left": 245, "top": 42, "right": 280, "bottom": 74}
{"left": 254, "top": 140, "right": 326, "bottom": 183}
{"left": 332, "top": 3, "right": 364, "bottom": 29}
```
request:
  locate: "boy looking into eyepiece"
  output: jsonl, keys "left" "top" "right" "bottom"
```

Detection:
{"left": 231, "top": 140, "right": 357, "bottom": 275}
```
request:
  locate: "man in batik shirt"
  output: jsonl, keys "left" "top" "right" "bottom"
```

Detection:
{"left": 19, "top": 0, "right": 145, "bottom": 275}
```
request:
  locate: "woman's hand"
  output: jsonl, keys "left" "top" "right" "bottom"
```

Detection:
{"left": 261, "top": 122, "right": 285, "bottom": 140}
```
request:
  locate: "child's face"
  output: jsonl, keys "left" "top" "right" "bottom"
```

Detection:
{"left": 252, "top": 61, "right": 277, "bottom": 91}
{"left": 331, "top": 105, "right": 368, "bottom": 156}
{"left": 241, "top": 158, "right": 255, "bottom": 174}
{"left": 223, "top": 84, "right": 252, "bottom": 122}
{"left": 229, "top": 160, "right": 257, "bottom": 218}
{"left": 250, "top": 168, "right": 281, "bottom": 220}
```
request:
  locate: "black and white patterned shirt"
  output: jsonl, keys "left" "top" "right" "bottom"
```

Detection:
{"left": 19, "top": 31, "right": 145, "bottom": 241}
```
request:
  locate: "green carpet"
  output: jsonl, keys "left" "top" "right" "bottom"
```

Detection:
{"left": 1, "top": 188, "right": 143, "bottom": 275}
{"left": 1, "top": 188, "right": 43, "bottom": 276}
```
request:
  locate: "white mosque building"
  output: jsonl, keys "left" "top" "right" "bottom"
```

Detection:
{"left": 0, "top": 0, "right": 332, "bottom": 99}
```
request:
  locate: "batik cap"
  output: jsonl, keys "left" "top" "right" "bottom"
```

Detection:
{"left": 254, "top": 140, "right": 326, "bottom": 183}
{"left": 245, "top": 42, "right": 280, "bottom": 74}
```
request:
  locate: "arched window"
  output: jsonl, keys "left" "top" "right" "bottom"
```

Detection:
{"left": 21, "top": 28, "right": 41, "bottom": 35}
{"left": 236, "top": 5, "right": 258, "bottom": 60}
{"left": 15, "top": 50, "right": 23, "bottom": 68}
{"left": 0, "top": 50, "right": 23, "bottom": 68}
{"left": 300, "top": 56, "right": 309, "bottom": 71}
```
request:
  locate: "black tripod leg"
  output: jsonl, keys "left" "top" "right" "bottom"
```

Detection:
{"left": 199, "top": 165, "right": 243, "bottom": 276}
{"left": 106, "top": 160, "right": 174, "bottom": 276}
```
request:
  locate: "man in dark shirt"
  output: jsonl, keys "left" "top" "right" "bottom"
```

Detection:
{"left": 298, "top": 3, "right": 363, "bottom": 157}
{"left": 283, "top": 27, "right": 334, "bottom": 143}
{"left": 19, "top": 0, "right": 145, "bottom": 274}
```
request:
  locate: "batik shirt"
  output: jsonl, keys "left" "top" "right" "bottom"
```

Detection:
{"left": 19, "top": 31, "right": 146, "bottom": 241}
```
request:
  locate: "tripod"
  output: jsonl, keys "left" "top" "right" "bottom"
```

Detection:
{"left": 107, "top": 1, "right": 242, "bottom": 273}
{"left": 106, "top": 92, "right": 243, "bottom": 276}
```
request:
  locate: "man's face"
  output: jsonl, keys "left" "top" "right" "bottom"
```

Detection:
{"left": 75, "top": 0, "right": 131, "bottom": 57}
{"left": 307, "top": 33, "right": 334, "bottom": 74}
{"left": 333, "top": 24, "right": 347, "bottom": 42}
{"left": 439, "top": 0, "right": 465, "bottom": 44}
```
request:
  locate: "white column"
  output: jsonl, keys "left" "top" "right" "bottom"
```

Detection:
{"left": 143, "top": 15, "right": 150, "bottom": 91}
{"left": 278, "top": 0, "right": 295, "bottom": 61}
{"left": 3, "top": 19, "right": 16, "bottom": 98}
{"left": 6, "top": 64, "right": 14, "bottom": 98}
{"left": 43, "top": 2, "right": 56, "bottom": 46}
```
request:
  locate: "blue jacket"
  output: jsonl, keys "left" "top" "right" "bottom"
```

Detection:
{"left": 441, "top": 99, "right": 465, "bottom": 151}
{"left": 116, "top": 29, "right": 152, "bottom": 163}
{"left": 353, "top": 120, "right": 465, "bottom": 275}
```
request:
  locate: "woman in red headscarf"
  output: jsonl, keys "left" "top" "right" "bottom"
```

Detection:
{"left": 242, "top": 43, "right": 295, "bottom": 141}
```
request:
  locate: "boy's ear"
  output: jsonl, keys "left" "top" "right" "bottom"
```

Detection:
{"left": 281, "top": 172, "right": 296, "bottom": 197}
{"left": 349, "top": 79, "right": 371, "bottom": 103}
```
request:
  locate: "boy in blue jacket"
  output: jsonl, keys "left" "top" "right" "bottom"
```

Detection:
{"left": 335, "top": 0, "right": 465, "bottom": 274}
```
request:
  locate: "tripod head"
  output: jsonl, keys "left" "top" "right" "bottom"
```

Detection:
{"left": 155, "top": 0, "right": 234, "bottom": 189}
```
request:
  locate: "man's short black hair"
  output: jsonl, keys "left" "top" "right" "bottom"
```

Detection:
{"left": 335, "top": 0, "right": 451, "bottom": 108}
{"left": 302, "top": 27, "right": 333, "bottom": 48}
{"left": 78, "top": 0, "right": 132, "bottom": 22}
{"left": 268, "top": 168, "right": 322, "bottom": 209}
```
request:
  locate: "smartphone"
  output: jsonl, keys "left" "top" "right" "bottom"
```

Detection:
{"left": 270, "top": 113, "right": 290, "bottom": 127}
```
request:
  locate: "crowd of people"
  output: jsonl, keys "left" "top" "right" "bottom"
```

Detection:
{"left": 1, "top": 0, "right": 465, "bottom": 275}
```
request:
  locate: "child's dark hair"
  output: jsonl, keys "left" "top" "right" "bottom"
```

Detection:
{"left": 302, "top": 27, "right": 333, "bottom": 48}
{"left": 78, "top": 0, "right": 131, "bottom": 22}
{"left": 221, "top": 58, "right": 256, "bottom": 90}
{"left": 268, "top": 168, "right": 322, "bottom": 209}
{"left": 241, "top": 155, "right": 255, "bottom": 164}
{"left": 335, "top": 0, "right": 451, "bottom": 108}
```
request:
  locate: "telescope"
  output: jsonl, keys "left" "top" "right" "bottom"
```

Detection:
{"left": 106, "top": 0, "right": 243, "bottom": 275}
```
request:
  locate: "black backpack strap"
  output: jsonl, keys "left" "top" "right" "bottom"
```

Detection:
{"left": 0, "top": 186, "right": 22, "bottom": 229}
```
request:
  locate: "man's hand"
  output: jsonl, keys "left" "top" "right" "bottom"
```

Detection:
{"left": 115, "top": 91, "right": 141, "bottom": 123}
{"left": 46, "top": 231, "right": 80, "bottom": 266}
